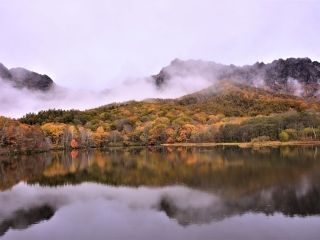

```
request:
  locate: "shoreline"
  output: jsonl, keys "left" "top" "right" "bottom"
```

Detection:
{"left": 161, "top": 141, "right": 320, "bottom": 148}
{"left": 1, "top": 141, "right": 320, "bottom": 157}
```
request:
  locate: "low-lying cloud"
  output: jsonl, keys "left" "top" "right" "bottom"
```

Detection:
{"left": 2, "top": 57, "right": 320, "bottom": 118}
{"left": 0, "top": 77, "right": 159, "bottom": 118}
{"left": 0, "top": 69, "right": 216, "bottom": 118}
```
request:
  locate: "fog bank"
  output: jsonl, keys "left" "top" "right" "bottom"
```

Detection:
{"left": 0, "top": 70, "right": 215, "bottom": 118}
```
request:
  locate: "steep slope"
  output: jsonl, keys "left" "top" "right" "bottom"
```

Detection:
{"left": 153, "top": 58, "right": 320, "bottom": 99}
{"left": 0, "top": 63, "right": 54, "bottom": 91}
{"left": 0, "top": 63, "right": 12, "bottom": 79}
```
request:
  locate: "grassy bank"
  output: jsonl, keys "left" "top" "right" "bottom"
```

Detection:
{"left": 161, "top": 141, "right": 320, "bottom": 148}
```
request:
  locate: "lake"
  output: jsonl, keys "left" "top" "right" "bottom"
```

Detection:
{"left": 0, "top": 146, "right": 320, "bottom": 240}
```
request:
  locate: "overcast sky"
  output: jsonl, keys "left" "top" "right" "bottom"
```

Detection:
{"left": 0, "top": 0, "right": 319, "bottom": 90}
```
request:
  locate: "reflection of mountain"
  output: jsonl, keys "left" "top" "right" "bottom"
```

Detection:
{"left": 1, "top": 146, "right": 320, "bottom": 225}
{"left": 0, "top": 175, "right": 320, "bottom": 233}
{"left": 159, "top": 172, "right": 320, "bottom": 225}
{"left": 0, "top": 205, "right": 54, "bottom": 237}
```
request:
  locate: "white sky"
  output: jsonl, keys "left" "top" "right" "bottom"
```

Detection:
{"left": 0, "top": 0, "right": 319, "bottom": 90}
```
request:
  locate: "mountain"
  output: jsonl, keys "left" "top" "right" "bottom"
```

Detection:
{"left": 6, "top": 81, "right": 317, "bottom": 154}
{"left": 0, "top": 63, "right": 54, "bottom": 91}
{"left": 153, "top": 58, "right": 320, "bottom": 99}
{"left": 176, "top": 81, "right": 320, "bottom": 116}
{"left": 1, "top": 58, "right": 320, "bottom": 154}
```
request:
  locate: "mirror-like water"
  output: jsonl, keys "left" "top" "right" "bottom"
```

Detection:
{"left": 0, "top": 146, "right": 320, "bottom": 240}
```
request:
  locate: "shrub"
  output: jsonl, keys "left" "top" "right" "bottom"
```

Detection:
{"left": 279, "top": 131, "right": 289, "bottom": 142}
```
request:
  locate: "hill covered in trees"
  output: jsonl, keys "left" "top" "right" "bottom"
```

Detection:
{"left": 0, "top": 81, "right": 317, "bottom": 154}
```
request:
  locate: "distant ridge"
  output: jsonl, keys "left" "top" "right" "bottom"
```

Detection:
{"left": 0, "top": 62, "right": 54, "bottom": 91}
{"left": 153, "top": 58, "right": 320, "bottom": 100}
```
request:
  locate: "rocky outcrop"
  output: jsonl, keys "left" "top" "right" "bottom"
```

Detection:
{"left": 0, "top": 63, "right": 54, "bottom": 91}
{"left": 153, "top": 58, "right": 320, "bottom": 99}
{"left": 0, "top": 63, "right": 12, "bottom": 79}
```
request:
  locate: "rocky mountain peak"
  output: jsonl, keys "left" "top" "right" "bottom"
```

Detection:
{"left": 0, "top": 63, "right": 54, "bottom": 91}
{"left": 153, "top": 57, "right": 320, "bottom": 99}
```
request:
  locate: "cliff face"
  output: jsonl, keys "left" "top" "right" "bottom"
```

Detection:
{"left": 153, "top": 58, "right": 320, "bottom": 99}
{"left": 0, "top": 63, "right": 54, "bottom": 91}
{"left": 0, "top": 63, "right": 12, "bottom": 79}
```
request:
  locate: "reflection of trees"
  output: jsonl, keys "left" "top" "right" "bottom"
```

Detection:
{"left": 27, "top": 146, "right": 320, "bottom": 195}
{"left": 1, "top": 146, "right": 320, "bottom": 225}
{"left": 0, "top": 153, "right": 50, "bottom": 191}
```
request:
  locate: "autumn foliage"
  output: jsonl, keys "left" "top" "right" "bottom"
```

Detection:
{"left": 0, "top": 116, "right": 49, "bottom": 154}
{"left": 1, "top": 82, "right": 320, "bottom": 153}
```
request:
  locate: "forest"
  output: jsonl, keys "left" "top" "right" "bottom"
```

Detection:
{"left": 1, "top": 83, "right": 320, "bottom": 153}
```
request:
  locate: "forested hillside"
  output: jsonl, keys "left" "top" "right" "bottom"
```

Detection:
{"left": 0, "top": 82, "right": 314, "bottom": 153}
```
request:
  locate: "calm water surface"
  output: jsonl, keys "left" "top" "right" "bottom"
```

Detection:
{"left": 0, "top": 146, "right": 320, "bottom": 240}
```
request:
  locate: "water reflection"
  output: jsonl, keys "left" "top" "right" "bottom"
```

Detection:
{"left": 0, "top": 205, "right": 54, "bottom": 236}
{"left": 0, "top": 146, "right": 320, "bottom": 239}
{"left": 1, "top": 146, "right": 320, "bottom": 191}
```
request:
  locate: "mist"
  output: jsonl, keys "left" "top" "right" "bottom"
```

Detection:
{"left": 0, "top": 72, "right": 216, "bottom": 118}
{"left": 1, "top": 0, "right": 320, "bottom": 117}
{"left": 3, "top": 55, "right": 320, "bottom": 118}
{"left": 287, "top": 78, "right": 304, "bottom": 97}
{"left": 1, "top": 0, "right": 319, "bottom": 90}
{"left": 0, "top": 58, "right": 227, "bottom": 118}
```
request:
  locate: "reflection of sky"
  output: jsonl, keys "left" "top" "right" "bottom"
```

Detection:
{"left": 1, "top": 183, "right": 320, "bottom": 240}
{"left": 3, "top": 199, "right": 320, "bottom": 240}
